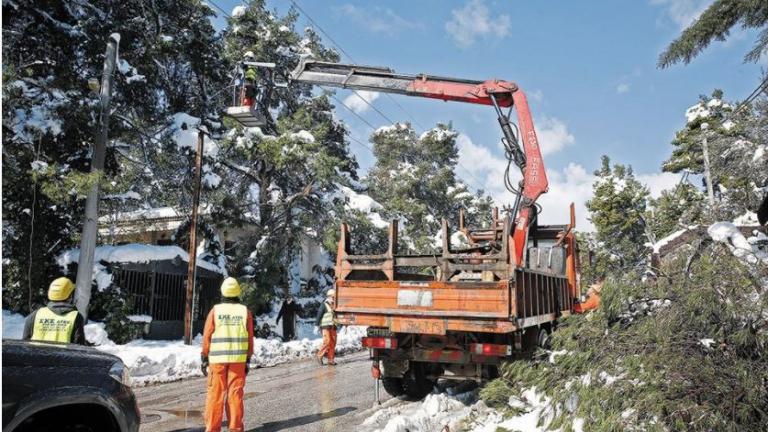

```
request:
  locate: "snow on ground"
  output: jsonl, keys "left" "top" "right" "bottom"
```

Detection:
{"left": 357, "top": 382, "right": 582, "bottom": 432}
{"left": 3, "top": 309, "right": 366, "bottom": 386}
{"left": 358, "top": 387, "right": 478, "bottom": 432}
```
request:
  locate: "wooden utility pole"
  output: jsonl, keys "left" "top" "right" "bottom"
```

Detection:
{"left": 701, "top": 124, "right": 716, "bottom": 207}
{"left": 184, "top": 129, "right": 204, "bottom": 344}
{"left": 75, "top": 33, "right": 120, "bottom": 319}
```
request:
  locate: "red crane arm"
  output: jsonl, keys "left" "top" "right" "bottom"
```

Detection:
{"left": 288, "top": 60, "right": 549, "bottom": 266}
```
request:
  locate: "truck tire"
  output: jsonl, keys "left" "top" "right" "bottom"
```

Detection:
{"left": 381, "top": 377, "right": 405, "bottom": 397}
{"left": 538, "top": 328, "right": 551, "bottom": 350}
{"left": 401, "top": 364, "right": 434, "bottom": 400}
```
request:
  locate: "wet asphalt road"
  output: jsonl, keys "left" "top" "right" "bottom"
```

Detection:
{"left": 135, "top": 351, "right": 395, "bottom": 432}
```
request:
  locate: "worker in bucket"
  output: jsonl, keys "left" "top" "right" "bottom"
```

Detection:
{"left": 574, "top": 279, "right": 604, "bottom": 313}
{"left": 201, "top": 277, "right": 254, "bottom": 432}
{"left": 23, "top": 277, "right": 86, "bottom": 344}
{"left": 241, "top": 51, "right": 258, "bottom": 107}
{"left": 276, "top": 294, "right": 301, "bottom": 341}
{"left": 314, "top": 288, "right": 337, "bottom": 366}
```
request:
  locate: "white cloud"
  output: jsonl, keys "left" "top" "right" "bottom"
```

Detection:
{"left": 536, "top": 117, "right": 575, "bottom": 156}
{"left": 445, "top": 0, "right": 511, "bottom": 48}
{"left": 529, "top": 90, "right": 544, "bottom": 103}
{"left": 650, "top": 0, "right": 712, "bottom": 29}
{"left": 616, "top": 83, "right": 631, "bottom": 94}
{"left": 456, "top": 133, "right": 680, "bottom": 231}
{"left": 336, "top": 4, "right": 420, "bottom": 36}
{"left": 342, "top": 91, "right": 381, "bottom": 114}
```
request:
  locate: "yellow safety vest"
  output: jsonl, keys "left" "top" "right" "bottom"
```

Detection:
{"left": 209, "top": 303, "right": 249, "bottom": 364}
{"left": 320, "top": 302, "right": 335, "bottom": 328}
{"left": 31, "top": 307, "right": 78, "bottom": 343}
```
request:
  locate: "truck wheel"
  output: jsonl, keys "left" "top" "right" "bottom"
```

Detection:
{"left": 538, "top": 328, "right": 551, "bottom": 350}
{"left": 402, "top": 364, "right": 435, "bottom": 400}
{"left": 381, "top": 377, "right": 405, "bottom": 397}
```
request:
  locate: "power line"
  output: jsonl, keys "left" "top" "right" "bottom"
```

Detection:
{"left": 207, "top": 0, "right": 231, "bottom": 18}
{"left": 291, "top": 0, "right": 487, "bottom": 193}
{"left": 289, "top": 0, "right": 424, "bottom": 130}
{"left": 328, "top": 92, "right": 378, "bottom": 131}
{"left": 732, "top": 75, "right": 768, "bottom": 115}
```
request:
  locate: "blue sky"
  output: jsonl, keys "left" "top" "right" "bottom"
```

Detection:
{"left": 212, "top": 0, "right": 764, "bottom": 228}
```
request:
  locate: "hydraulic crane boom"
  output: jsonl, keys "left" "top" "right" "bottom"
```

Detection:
{"left": 231, "top": 59, "right": 551, "bottom": 268}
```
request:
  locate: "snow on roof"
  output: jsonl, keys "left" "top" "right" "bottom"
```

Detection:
{"left": 99, "top": 206, "right": 181, "bottom": 223}
{"left": 652, "top": 226, "right": 697, "bottom": 253}
{"left": 58, "top": 243, "right": 224, "bottom": 274}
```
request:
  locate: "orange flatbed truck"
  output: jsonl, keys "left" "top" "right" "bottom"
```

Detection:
{"left": 226, "top": 59, "right": 581, "bottom": 399}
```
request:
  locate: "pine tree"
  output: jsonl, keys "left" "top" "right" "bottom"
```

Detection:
{"left": 586, "top": 156, "right": 650, "bottom": 271}
{"left": 365, "top": 123, "right": 494, "bottom": 254}
{"left": 218, "top": 1, "right": 359, "bottom": 297}
{"left": 647, "top": 183, "right": 705, "bottom": 239}
{"left": 658, "top": 0, "right": 768, "bottom": 67}
{"left": 662, "top": 90, "right": 767, "bottom": 220}
{"left": 2, "top": 0, "right": 228, "bottom": 312}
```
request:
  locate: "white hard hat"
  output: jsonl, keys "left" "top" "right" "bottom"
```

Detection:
{"left": 244, "top": 51, "right": 255, "bottom": 58}
{"left": 326, "top": 289, "right": 336, "bottom": 298}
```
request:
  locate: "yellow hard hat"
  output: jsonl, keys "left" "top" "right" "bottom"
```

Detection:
{"left": 221, "top": 277, "right": 241, "bottom": 298}
{"left": 326, "top": 289, "right": 336, "bottom": 298}
{"left": 48, "top": 277, "right": 75, "bottom": 301}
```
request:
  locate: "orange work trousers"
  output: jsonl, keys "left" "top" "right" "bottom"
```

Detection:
{"left": 317, "top": 327, "right": 337, "bottom": 362}
{"left": 204, "top": 363, "right": 246, "bottom": 432}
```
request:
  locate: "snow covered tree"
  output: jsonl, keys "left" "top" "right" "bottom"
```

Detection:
{"left": 365, "top": 122, "right": 494, "bottom": 254}
{"left": 658, "top": 0, "right": 768, "bottom": 67}
{"left": 586, "top": 156, "right": 650, "bottom": 272}
{"left": 647, "top": 183, "right": 705, "bottom": 240}
{"left": 2, "top": 0, "right": 228, "bottom": 312}
{"left": 217, "top": 1, "right": 359, "bottom": 298}
{"left": 662, "top": 90, "right": 767, "bottom": 220}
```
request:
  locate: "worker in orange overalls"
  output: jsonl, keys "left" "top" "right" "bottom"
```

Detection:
{"left": 574, "top": 279, "right": 604, "bottom": 313}
{"left": 201, "top": 277, "right": 254, "bottom": 432}
{"left": 314, "top": 288, "right": 337, "bottom": 366}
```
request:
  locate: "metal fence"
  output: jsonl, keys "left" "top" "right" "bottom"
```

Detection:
{"left": 112, "top": 261, "right": 223, "bottom": 338}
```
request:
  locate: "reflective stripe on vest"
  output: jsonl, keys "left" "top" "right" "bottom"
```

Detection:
{"left": 31, "top": 307, "right": 78, "bottom": 343}
{"left": 320, "top": 302, "right": 334, "bottom": 327}
{"left": 210, "top": 303, "right": 249, "bottom": 364}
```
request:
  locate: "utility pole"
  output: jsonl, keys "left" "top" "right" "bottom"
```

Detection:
{"left": 75, "top": 33, "right": 120, "bottom": 319}
{"left": 700, "top": 123, "right": 716, "bottom": 207}
{"left": 184, "top": 129, "right": 204, "bottom": 344}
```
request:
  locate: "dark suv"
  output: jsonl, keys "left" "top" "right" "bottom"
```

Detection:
{"left": 2, "top": 339, "right": 140, "bottom": 432}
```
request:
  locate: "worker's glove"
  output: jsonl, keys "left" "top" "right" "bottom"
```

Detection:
{"left": 201, "top": 355, "right": 209, "bottom": 377}
{"left": 245, "top": 357, "right": 252, "bottom": 376}
{"left": 313, "top": 326, "right": 320, "bottom": 336}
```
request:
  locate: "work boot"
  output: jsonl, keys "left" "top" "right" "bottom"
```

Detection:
{"left": 316, "top": 356, "right": 324, "bottom": 366}
{"left": 327, "top": 361, "right": 337, "bottom": 366}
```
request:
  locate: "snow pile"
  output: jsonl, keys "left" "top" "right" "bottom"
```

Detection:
{"left": 3, "top": 309, "right": 366, "bottom": 386}
{"left": 470, "top": 387, "right": 577, "bottom": 432}
{"left": 360, "top": 390, "right": 477, "bottom": 432}
{"left": 708, "top": 222, "right": 768, "bottom": 265}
